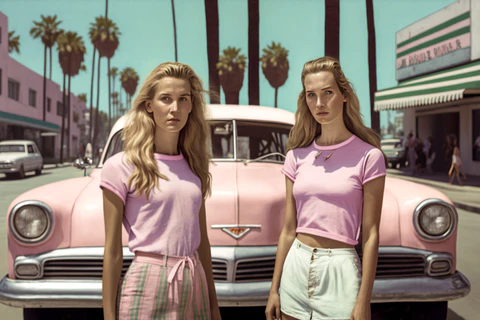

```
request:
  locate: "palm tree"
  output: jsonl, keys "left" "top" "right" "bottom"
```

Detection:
{"left": 260, "top": 42, "right": 289, "bottom": 108}
{"left": 57, "top": 31, "right": 86, "bottom": 162}
{"left": 108, "top": 67, "right": 119, "bottom": 118}
{"left": 89, "top": 16, "right": 121, "bottom": 153}
{"left": 171, "top": 0, "right": 178, "bottom": 61}
{"left": 8, "top": 31, "right": 20, "bottom": 54}
{"left": 248, "top": 0, "right": 259, "bottom": 105}
{"left": 366, "top": 0, "right": 379, "bottom": 133}
{"left": 111, "top": 91, "right": 119, "bottom": 121}
{"left": 30, "top": 15, "right": 63, "bottom": 121}
{"left": 325, "top": 0, "right": 340, "bottom": 60}
{"left": 120, "top": 67, "right": 139, "bottom": 112}
{"left": 78, "top": 93, "right": 87, "bottom": 103}
{"left": 217, "top": 47, "right": 246, "bottom": 104}
{"left": 205, "top": 0, "right": 220, "bottom": 103}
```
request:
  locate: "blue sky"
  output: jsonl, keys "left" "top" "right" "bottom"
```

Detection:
{"left": 2, "top": 0, "right": 455, "bottom": 128}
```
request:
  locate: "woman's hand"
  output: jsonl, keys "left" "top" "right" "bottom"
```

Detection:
{"left": 350, "top": 300, "right": 371, "bottom": 320}
{"left": 265, "top": 291, "right": 281, "bottom": 320}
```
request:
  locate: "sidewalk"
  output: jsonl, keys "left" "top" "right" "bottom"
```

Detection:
{"left": 43, "top": 162, "right": 73, "bottom": 170}
{"left": 387, "top": 168, "right": 480, "bottom": 214}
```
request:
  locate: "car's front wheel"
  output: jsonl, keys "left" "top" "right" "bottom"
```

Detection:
{"left": 17, "top": 165, "right": 25, "bottom": 179}
{"left": 24, "top": 308, "right": 104, "bottom": 320}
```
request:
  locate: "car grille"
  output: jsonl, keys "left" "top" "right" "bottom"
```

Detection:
{"left": 234, "top": 258, "right": 276, "bottom": 282}
{"left": 40, "top": 254, "right": 426, "bottom": 280}
{"left": 360, "top": 254, "right": 426, "bottom": 278}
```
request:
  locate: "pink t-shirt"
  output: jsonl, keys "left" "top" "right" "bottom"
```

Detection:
{"left": 100, "top": 151, "right": 202, "bottom": 257}
{"left": 281, "top": 135, "right": 386, "bottom": 245}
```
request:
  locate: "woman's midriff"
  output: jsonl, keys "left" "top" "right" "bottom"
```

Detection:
{"left": 296, "top": 233, "right": 355, "bottom": 249}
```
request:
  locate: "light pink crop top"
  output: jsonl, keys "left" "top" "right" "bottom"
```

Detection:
{"left": 100, "top": 152, "right": 203, "bottom": 257}
{"left": 281, "top": 135, "right": 386, "bottom": 245}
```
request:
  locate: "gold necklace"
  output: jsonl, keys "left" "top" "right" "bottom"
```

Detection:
{"left": 315, "top": 150, "right": 335, "bottom": 161}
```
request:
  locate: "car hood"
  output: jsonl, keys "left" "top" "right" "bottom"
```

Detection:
{"left": 0, "top": 153, "right": 26, "bottom": 161}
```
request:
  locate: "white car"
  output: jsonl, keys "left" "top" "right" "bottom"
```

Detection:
{"left": 0, "top": 140, "right": 43, "bottom": 179}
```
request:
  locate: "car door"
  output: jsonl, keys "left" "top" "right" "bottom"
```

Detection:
{"left": 33, "top": 144, "right": 43, "bottom": 168}
{"left": 26, "top": 144, "right": 36, "bottom": 171}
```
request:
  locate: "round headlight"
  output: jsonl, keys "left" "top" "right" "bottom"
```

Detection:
{"left": 414, "top": 200, "right": 456, "bottom": 240}
{"left": 419, "top": 205, "right": 451, "bottom": 235}
{"left": 14, "top": 206, "right": 48, "bottom": 238}
{"left": 10, "top": 201, "right": 53, "bottom": 243}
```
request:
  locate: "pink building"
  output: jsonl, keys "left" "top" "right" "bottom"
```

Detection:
{"left": 0, "top": 11, "right": 87, "bottom": 163}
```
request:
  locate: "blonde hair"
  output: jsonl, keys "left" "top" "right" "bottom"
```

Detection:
{"left": 122, "top": 62, "right": 211, "bottom": 199}
{"left": 287, "top": 56, "right": 384, "bottom": 156}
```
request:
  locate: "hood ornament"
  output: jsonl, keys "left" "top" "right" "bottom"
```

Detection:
{"left": 211, "top": 224, "right": 261, "bottom": 239}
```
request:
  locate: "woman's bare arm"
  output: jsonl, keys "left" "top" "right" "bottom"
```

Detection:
{"left": 197, "top": 199, "right": 222, "bottom": 319}
{"left": 266, "top": 176, "right": 298, "bottom": 320}
{"left": 356, "top": 176, "right": 386, "bottom": 307}
{"left": 102, "top": 189, "right": 124, "bottom": 320}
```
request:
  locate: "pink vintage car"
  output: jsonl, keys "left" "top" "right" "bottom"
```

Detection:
{"left": 0, "top": 105, "right": 470, "bottom": 319}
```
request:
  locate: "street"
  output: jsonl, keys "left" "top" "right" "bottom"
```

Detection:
{"left": 0, "top": 167, "right": 478, "bottom": 320}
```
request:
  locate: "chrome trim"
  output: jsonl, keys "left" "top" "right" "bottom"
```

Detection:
{"left": 211, "top": 225, "right": 262, "bottom": 239}
{"left": 413, "top": 199, "right": 457, "bottom": 241}
{"left": 232, "top": 119, "right": 238, "bottom": 159}
{"left": 9, "top": 201, "right": 54, "bottom": 244}
{"left": 426, "top": 253, "right": 453, "bottom": 277}
{"left": 0, "top": 272, "right": 470, "bottom": 308}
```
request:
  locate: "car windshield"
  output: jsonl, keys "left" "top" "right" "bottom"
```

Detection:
{"left": 0, "top": 145, "right": 25, "bottom": 153}
{"left": 102, "top": 120, "right": 292, "bottom": 165}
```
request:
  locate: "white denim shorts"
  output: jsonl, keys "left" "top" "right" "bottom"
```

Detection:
{"left": 279, "top": 238, "right": 362, "bottom": 320}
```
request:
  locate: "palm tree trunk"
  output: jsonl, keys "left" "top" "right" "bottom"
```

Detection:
{"left": 225, "top": 92, "right": 239, "bottom": 104}
{"left": 366, "top": 0, "right": 379, "bottom": 133}
{"left": 205, "top": 0, "right": 220, "bottom": 103}
{"left": 89, "top": 48, "right": 96, "bottom": 143}
{"left": 60, "top": 73, "right": 66, "bottom": 163}
{"left": 108, "top": 58, "right": 112, "bottom": 133}
{"left": 67, "top": 73, "right": 72, "bottom": 159}
{"left": 274, "top": 87, "right": 278, "bottom": 108}
{"left": 42, "top": 45, "right": 47, "bottom": 122}
{"left": 49, "top": 47, "right": 52, "bottom": 80}
{"left": 325, "top": 0, "right": 340, "bottom": 60}
{"left": 248, "top": 0, "right": 259, "bottom": 105}
{"left": 171, "top": 0, "right": 178, "bottom": 62}
{"left": 93, "top": 56, "right": 102, "bottom": 161}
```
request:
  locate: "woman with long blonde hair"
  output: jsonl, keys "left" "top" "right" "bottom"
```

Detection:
{"left": 101, "top": 62, "right": 221, "bottom": 320}
{"left": 266, "top": 56, "right": 386, "bottom": 320}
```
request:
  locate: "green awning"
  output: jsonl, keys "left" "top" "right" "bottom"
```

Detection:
{"left": 374, "top": 60, "right": 480, "bottom": 111}
{"left": 0, "top": 110, "right": 60, "bottom": 131}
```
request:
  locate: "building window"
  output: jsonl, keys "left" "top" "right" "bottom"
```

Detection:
{"left": 47, "top": 98, "right": 51, "bottom": 112}
{"left": 8, "top": 79, "right": 20, "bottom": 101}
{"left": 73, "top": 111, "right": 79, "bottom": 123}
{"left": 29, "top": 89, "right": 37, "bottom": 107}
{"left": 473, "top": 109, "right": 480, "bottom": 162}
{"left": 57, "top": 101, "right": 64, "bottom": 116}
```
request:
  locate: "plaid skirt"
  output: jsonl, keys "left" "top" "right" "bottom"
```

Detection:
{"left": 117, "top": 251, "right": 211, "bottom": 320}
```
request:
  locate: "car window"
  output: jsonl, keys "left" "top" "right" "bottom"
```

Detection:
{"left": 102, "top": 120, "right": 292, "bottom": 164}
{"left": 0, "top": 145, "right": 26, "bottom": 153}
{"left": 27, "top": 145, "right": 34, "bottom": 154}
{"left": 210, "top": 121, "right": 234, "bottom": 159}
{"left": 236, "top": 121, "right": 291, "bottom": 161}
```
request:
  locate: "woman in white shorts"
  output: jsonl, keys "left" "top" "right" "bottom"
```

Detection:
{"left": 265, "top": 56, "right": 386, "bottom": 320}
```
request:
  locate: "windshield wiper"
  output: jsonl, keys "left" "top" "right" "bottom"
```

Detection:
{"left": 242, "top": 152, "right": 286, "bottom": 165}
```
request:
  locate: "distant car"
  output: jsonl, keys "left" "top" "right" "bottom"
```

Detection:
{"left": 0, "top": 140, "right": 43, "bottom": 179}
{"left": 381, "top": 138, "right": 407, "bottom": 168}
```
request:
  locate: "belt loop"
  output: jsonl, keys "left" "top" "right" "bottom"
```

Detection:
{"left": 163, "top": 254, "right": 168, "bottom": 268}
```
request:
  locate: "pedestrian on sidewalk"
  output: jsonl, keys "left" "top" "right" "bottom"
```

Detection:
{"left": 408, "top": 133, "right": 416, "bottom": 175}
{"left": 473, "top": 132, "right": 480, "bottom": 161}
{"left": 265, "top": 56, "right": 386, "bottom": 320}
{"left": 426, "top": 136, "right": 436, "bottom": 174}
{"left": 449, "top": 136, "right": 466, "bottom": 185}
{"left": 100, "top": 62, "right": 221, "bottom": 320}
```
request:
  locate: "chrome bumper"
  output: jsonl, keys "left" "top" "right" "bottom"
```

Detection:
{"left": 0, "top": 271, "right": 470, "bottom": 308}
